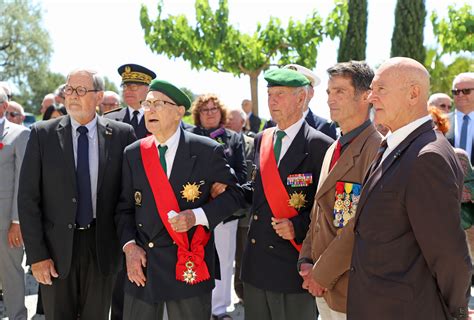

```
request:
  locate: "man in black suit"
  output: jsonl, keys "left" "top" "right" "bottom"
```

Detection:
{"left": 242, "top": 99, "right": 261, "bottom": 134}
{"left": 18, "top": 69, "right": 136, "bottom": 319}
{"left": 104, "top": 63, "right": 156, "bottom": 139}
{"left": 241, "top": 68, "right": 333, "bottom": 319}
{"left": 348, "top": 58, "right": 470, "bottom": 320}
{"left": 263, "top": 64, "right": 337, "bottom": 140}
{"left": 116, "top": 79, "right": 245, "bottom": 320}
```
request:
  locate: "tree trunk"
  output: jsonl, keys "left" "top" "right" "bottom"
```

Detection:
{"left": 249, "top": 72, "right": 260, "bottom": 116}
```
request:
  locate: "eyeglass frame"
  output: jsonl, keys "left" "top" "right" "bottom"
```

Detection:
{"left": 63, "top": 85, "right": 100, "bottom": 97}
{"left": 452, "top": 88, "right": 474, "bottom": 96}
{"left": 5, "top": 111, "right": 22, "bottom": 118}
{"left": 121, "top": 83, "right": 147, "bottom": 91}
{"left": 140, "top": 99, "right": 178, "bottom": 111}
{"left": 199, "top": 106, "right": 220, "bottom": 115}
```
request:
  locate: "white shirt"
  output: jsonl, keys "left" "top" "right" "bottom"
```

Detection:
{"left": 0, "top": 116, "right": 4, "bottom": 125}
{"left": 454, "top": 110, "right": 474, "bottom": 161}
{"left": 70, "top": 115, "right": 99, "bottom": 219}
{"left": 275, "top": 116, "right": 305, "bottom": 166}
{"left": 382, "top": 115, "right": 432, "bottom": 162}
{"left": 127, "top": 106, "right": 144, "bottom": 123}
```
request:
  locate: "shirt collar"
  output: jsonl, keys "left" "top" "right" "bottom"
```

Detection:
{"left": 154, "top": 126, "right": 181, "bottom": 149}
{"left": 339, "top": 119, "right": 371, "bottom": 147}
{"left": 455, "top": 109, "right": 474, "bottom": 121}
{"left": 128, "top": 106, "right": 144, "bottom": 117}
{"left": 386, "top": 115, "right": 432, "bottom": 151}
{"left": 276, "top": 116, "right": 305, "bottom": 141}
{"left": 70, "top": 114, "right": 98, "bottom": 139}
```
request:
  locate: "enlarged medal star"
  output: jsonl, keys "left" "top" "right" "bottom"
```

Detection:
{"left": 288, "top": 191, "right": 307, "bottom": 210}
{"left": 181, "top": 182, "right": 202, "bottom": 202}
{"left": 182, "top": 269, "right": 197, "bottom": 284}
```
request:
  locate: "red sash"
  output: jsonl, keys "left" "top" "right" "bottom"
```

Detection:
{"left": 259, "top": 128, "right": 302, "bottom": 252}
{"left": 140, "top": 136, "right": 210, "bottom": 284}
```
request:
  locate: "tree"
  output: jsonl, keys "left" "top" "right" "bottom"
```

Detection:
{"left": 431, "top": 4, "right": 473, "bottom": 55}
{"left": 104, "top": 77, "right": 119, "bottom": 93}
{"left": 337, "top": 0, "right": 367, "bottom": 62}
{"left": 140, "top": 0, "right": 329, "bottom": 115}
{"left": 390, "top": 0, "right": 426, "bottom": 63}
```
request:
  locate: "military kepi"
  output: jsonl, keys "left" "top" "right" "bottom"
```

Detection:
{"left": 264, "top": 68, "right": 310, "bottom": 87}
{"left": 149, "top": 79, "right": 191, "bottom": 110}
{"left": 118, "top": 63, "right": 156, "bottom": 85}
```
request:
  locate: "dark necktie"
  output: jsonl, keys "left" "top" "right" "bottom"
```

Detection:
{"left": 274, "top": 130, "right": 286, "bottom": 165}
{"left": 130, "top": 110, "right": 140, "bottom": 132}
{"left": 460, "top": 115, "right": 470, "bottom": 150}
{"left": 329, "top": 140, "right": 342, "bottom": 172}
{"left": 368, "top": 139, "right": 388, "bottom": 178}
{"left": 76, "top": 126, "right": 93, "bottom": 227}
{"left": 158, "top": 145, "right": 168, "bottom": 176}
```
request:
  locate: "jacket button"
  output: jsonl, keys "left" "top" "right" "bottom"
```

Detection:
{"left": 268, "top": 245, "right": 274, "bottom": 249}
{"left": 251, "top": 238, "right": 256, "bottom": 244}
{"left": 350, "top": 266, "right": 355, "bottom": 272}
{"left": 68, "top": 224, "right": 73, "bottom": 229}
{"left": 253, "top": 215, "right": 258, "bottom": 221}
{"left": 72, "top": 198, "right": 77, "bottom": 203}
{"left": 138, "top": 223, "right": 143, "bottom": 227}
{"left": 148, "top": 242, "right": 154, "bottom": 248}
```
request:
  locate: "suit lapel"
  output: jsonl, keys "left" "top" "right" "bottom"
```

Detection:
{"left": 56, "top": 116, "right": 77, "bottom": 190}
{"left": 123, "top": 108, "right": 131, "bottom": 123}
{"left": 0, "top": 120, "right": 10, "bottom": 140}
{"left": 96, "top": 117, "right": 111, "bottom": 192}
{"left": 354, "top": 120, "right": 434, "bottom": 224}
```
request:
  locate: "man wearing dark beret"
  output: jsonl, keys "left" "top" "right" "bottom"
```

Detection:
{"left": 104, "top": 63, "right": 156, "bottom": 139}
{"left": 240, "top": 68, "right": 333, "bottom": 319}
{"left": 115, "top": 79, "right": 246, "bottom": 320}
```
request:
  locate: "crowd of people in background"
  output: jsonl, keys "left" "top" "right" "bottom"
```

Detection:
{"left": 0, "top": 60, "right": 473, "bottom": 320}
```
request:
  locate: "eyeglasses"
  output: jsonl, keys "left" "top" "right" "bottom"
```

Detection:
{"left": 200, "top": 107, "right": 219, "bottom": 115}
{"left": 100, "top": 103, "right": 119, "bottom": 107}
{"left": 141, "top": 99, "right": 177, "bottom": 111}
{"left": 121, "top": 83, "right": 145, "bottom": 91}
{"left": 452, "top": 88, "right": 474, "bottom": 96}
{"left": 438, "top": 103, "right": 451, "bottom": 110}
{"left": 5, "top": 111, "right": 21, "bottom": 118}
{"left": 64, "top": 85, "right": 100, "bottom": 97}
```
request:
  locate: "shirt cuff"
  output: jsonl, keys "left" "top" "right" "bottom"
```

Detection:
{"left": 123, "top": 240, "right": 136, "bottom": 252}
{"left": 192, "top": 208, "right": 209, "bottom": 228}
{"left": 11, "top": 220, "right": 20, "bottom": 224}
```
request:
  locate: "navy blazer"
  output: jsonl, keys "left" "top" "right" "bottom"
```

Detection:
{"left": 104, "top": 107, "right": 149, "bottom": 139}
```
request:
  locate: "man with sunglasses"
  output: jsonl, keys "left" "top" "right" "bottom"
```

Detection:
{"left": 447, "top": 72, "right": 474, "bottom": 165}
{"left": 428, "top": 93, "right": 452, "bottom": 113}
{"left": 104, "top": 63, "right": 156, "bottom": 139}
{"left": 18, "top": 69, "right": 136, "bottom": 319}
{"left": 6, "top": 101, "right": 26, "bottom": 125}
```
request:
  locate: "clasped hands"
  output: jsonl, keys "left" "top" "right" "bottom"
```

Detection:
{"left": 299, "top": 263, "right": 327, "bottom": 297}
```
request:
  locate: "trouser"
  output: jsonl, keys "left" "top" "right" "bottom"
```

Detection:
{"left": 316, "top": 297, "right": 347, "bottom": 320}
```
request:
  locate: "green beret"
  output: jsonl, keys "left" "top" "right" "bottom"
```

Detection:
{"left": 264, "top": 68, "right": 310, "bottom": 87}
{"left": 148, "top": 79, "right": 191, "bottom": 110}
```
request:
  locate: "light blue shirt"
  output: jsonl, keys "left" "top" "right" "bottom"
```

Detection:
{"left": 454, "top": 110, "right": 474, "bottom": 161}
{"left": 70, "top": 115, "right": 99, "bottom": 218}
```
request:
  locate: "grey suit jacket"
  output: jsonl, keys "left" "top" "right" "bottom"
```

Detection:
{"left": 0, "top": 120, "right": 29, "bottom": 230}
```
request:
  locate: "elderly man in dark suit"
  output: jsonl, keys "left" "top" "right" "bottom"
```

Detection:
{"left": 242, "top": 99, "right": 261, "bottom": 134}
{"left": 116, "top": 79, "right": 245, "bottom": 320}
{"left": 18, "top": 69, "right": 136, "bottom": 320}
{"left": 348, "top": 57, "right": 471, "bottom": 320}
{"left": 241, "top": 68, "right": 333, "bottom": 320}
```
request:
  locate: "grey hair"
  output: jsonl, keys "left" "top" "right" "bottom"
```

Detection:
{"left": 0, "top": 87, "right": 8, "bottom": 103}
{"left": 8, "top": 101, "right": 25, "bottom": 115}
{"left": 0, "top": 82, "right": 12, "bottom": 100}
{"left": 327, "top": 61, "right": 374, "bottom": 94}
{"left": 103, "top": 90, "right": 121, "bottom": 102}
{"left": 66, "top": 69, "right": 105, "bottom": 91}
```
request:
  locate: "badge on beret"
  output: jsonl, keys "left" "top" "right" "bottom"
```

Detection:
{"left": 182, "top": 260, "right": 197, "bottom": 284}
{"left": 181, "top": 182, "right": 202, "bottom": 202}
{"left": 134, "top": 191, "right": 142, "bottom": 207}
{"left": 287, "top": 173, "right": 313, "bottom": 187}
{"left": 288, "top": 191, "right": 307, "bottom": 210}
{"left": 332, "top": 182, "right": 361, "bottom": 228}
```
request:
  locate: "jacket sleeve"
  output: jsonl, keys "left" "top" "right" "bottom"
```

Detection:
{"left": 12, "top": 128, "right": 30, "bottom": 222}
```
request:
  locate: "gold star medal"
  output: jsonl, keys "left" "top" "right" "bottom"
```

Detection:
{"left": 182, "top": 260, "right": 197, "bottom": 284}
{"left": 134, "top": 191, "right": 142, "bottom": 206}
{"left": 181, "top": 182, "right": 202, "bottom": 202}
{"left": 288, "top": 191, "right": 307, "bottom": 210}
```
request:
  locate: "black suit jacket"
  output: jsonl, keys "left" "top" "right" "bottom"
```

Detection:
{"left": 104, "top": 107, "right": 149, "bottom": 139}
{"left": 18, "top": 116, "right": 136, "bottom": 278}
{"left": 263, "top": 109, "right": 337, "bottom": 140}
{"left": 248, "top": 113, "right": 261, "bottom": 134}
{"left": 348, "top": 120, "right": 471, "bottom": 320}
{"left": 446, "top": 112, "right": 474, "bottom": 166}
{"left": 115, "top": 129, "right": 245, "bottom": 303}
{"left": 241, "top": 121, "right": 333, "bottom": 293}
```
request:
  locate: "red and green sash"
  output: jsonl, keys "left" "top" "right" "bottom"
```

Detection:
{"left": 140, "top": 136, "right": 210, "bottom": 284}
{"left": 259, "top": 128, "right": 302, "bottom": 252}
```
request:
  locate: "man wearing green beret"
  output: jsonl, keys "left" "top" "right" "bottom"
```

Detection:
{"left": 115, "top": 79, "right": 246, "bottom": 320}
{"left": 240, "top": 68, "right": 333, "bottom": 319}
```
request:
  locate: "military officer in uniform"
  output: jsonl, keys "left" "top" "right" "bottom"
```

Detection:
{"left": 116, "top": 79, "right": 245, "bottom": 320}
{"left": 104, "top": 63, "right": 156, "bottom": 139}
{"left": 240, "top": 68, "right": 333, "bottom": 320}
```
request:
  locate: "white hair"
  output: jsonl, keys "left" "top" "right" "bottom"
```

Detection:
{"left": 452, "top": 72, "right": 474, "bottom": 88}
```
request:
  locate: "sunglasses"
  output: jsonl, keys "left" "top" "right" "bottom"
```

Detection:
{"left": 6, "top": 111, "right": 21, "bottom": 117}
{"left": 452, "top": 88, "right": 474, "bottom": 96}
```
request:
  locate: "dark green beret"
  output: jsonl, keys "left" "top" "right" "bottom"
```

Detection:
{"left": 148, "top": 79, "right": 191, "bottom": 110}
{"left": 264, "top": 68, "right": 310, "bottom": 87}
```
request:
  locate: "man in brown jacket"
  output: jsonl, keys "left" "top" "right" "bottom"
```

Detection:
{"left": 298, "top": 61, "right": 381, "bottom": 319}
{"left": 348, "top": 58, "right": 471, "bottom": 320}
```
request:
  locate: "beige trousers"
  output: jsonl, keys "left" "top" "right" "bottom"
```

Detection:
{"left": 316, "top": 297, "right": 347, "bottom": 320}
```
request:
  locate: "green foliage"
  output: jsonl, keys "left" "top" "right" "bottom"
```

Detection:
{"left": 431, "top": 4, "right": 474, "bottom": 55}
{"left": 180, "top": 87, "right": 196, "bottom": 102}
{"left": 140, "top": 0, "right": 327, "bottom": 114}
{"left": 390, "top": 0, "right": 426, "bottom": 64}
{"left": 104, "top": 77, "right": 119, "bottom": 93}
{"left": 337, "top": 0, "right": 367, "bottom": 62}
{"left": 324, "top": 1, "right": 349, "bottom": 41}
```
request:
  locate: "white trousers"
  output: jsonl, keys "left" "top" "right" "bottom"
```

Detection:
{"left": 316, "top": 297, "right": 347, "bottom": 320}
{"left": 211, "top": 220, "right": 238, "bottom": 315}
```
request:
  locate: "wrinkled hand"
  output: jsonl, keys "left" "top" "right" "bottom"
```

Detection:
{"left": 31, "top": 259, "right": 58, "bottom": 285}
{"left": 271, "top": 217, "right": 295, "bottom": 240}
{"left": 299, "top": 263, "right": 327, "bottom": 297}
{"left": 210, "top": 182, "right": 227, "bottom": 199}
{"left": 124, "top": 243, "right": 147, "bottom": 287}
{"left": 169, "top": 210, "right": 196, "bottom": 233}
{"left": 8, "top": 223, "right": 23, "bottom": 248}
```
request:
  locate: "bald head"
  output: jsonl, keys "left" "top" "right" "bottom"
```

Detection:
{"left": 6, "top": 101, "right": 25, "bottom": 125}
{"left": 369, "top": 57, "right": 431, "bottom": 132}
{"left": 428, "top": 93, "right": 452, "bottom": 113}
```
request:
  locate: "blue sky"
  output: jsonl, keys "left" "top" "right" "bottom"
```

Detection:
{"left": 40, "top": 0, "right": 464, "bottom": 120}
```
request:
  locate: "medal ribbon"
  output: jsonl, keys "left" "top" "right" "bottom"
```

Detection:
{"left": 140, "top": 136, "right": 210, "bottom": 284}
{"left": 259, "top": 128, "right": 301, "bottom": 252}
